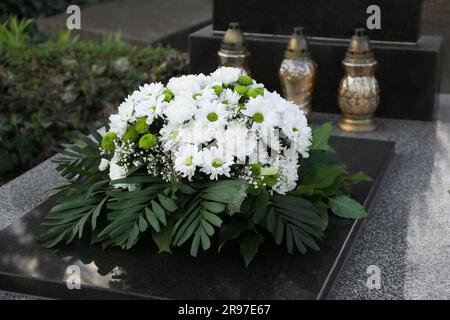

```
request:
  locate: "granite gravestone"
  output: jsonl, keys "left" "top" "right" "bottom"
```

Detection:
{"left": 0, "top": 137, "right": 394, "bottom": 299}
{"left": 213, "top": 0, "right": 424, "bottom": 43}
{"left": 190, "top": 1, "right": 443, "bottom": 121}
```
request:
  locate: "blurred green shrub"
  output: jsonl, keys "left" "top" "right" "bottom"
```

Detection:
{"left": 0, "top": 18, "right": 188, "bottom": 182}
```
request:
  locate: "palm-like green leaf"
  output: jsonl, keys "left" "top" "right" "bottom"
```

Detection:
{"left": 38, "top": 193, "right": 108, "bottom": 247}
{"left": 98, "top": 181, "right": 177, "bottom": 249}
{"left": 253, "top": 195, "right": 324, "bottom": 254}
{"left": 53, "top": 129, "right": 103, "bottom": 181}
{"left": 173, "top": 180, "right": 246, "bottom": 257}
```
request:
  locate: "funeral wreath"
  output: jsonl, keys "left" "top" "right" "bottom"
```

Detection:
{"left": 39, "top": 67, "right": 371, "bottom": 266}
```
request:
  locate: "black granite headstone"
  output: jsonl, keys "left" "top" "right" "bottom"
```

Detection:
{"left": 0, "top": 137, "right": 394, "bottom": 299}
{"left": 190, "top": 26, "right": 442, "bottom": 121}
{"left": 213, "top": 0, "right": 424, "bottom": 43}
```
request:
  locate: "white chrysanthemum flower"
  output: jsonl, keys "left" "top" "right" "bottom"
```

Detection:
{"left": 279, "top": 101, "right": 312, "bottom": 158}
{"left": 99, "top": 158, "right": 110, "bottom": 171}
{"left": 193, "top": 87, "right": 216, "bottom": 103}
{"left": 137, "top": 82, "right": 164, "bottom": 98}
{"left": 216, "top": 123, "right": 256, "bottom": 161}
{"left": 179, "top": 122, "right": 216, "bottom": 146}
{"left": 259, "top": 127, "right": 281, "bottom": 153}
{"left": 118, "top": 99, "right": 134, "bottom": 119}
{"left": 159, "top": 122, "right": 181, "bottom": 151}
{"left": 109, "top": 114, "right": 128, "bottom": 137}
{"left": 219, "top": 88, "right": 240, "bottom": 106}
{"left": 134, "top": 94, "right": 166, "bottom": 124}
{"left": 195, "top": 100, "right": 229, "bottom": 126}
{"left": 210, "top": 67, "right": 241, "bottom": 85}
{"left": 248, "top": 82, "right": 265, "bottom": 90}
{"left": 241, "top": 96, "right": 279, "bottom": 129}
{"left": 199, "top": 146, "right": 234, "bottom": 180}
{"left": 174, "top": 144, "right": 202, "bottom": 180}
{"left": 109, "top": 160, "right": 127, "bottom": 188}
{"left": 164, "top": 96, "right": 196, "bottom": 124}
{"left": 272, "top": 155, "right": 299, "bottom": 194}
{"left": 167, "top": 74, "right": 209, "bottom": 97}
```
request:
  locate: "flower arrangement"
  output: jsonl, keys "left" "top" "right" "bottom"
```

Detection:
{"left": 39, "top": 67, "right": 371, "bottom": 265}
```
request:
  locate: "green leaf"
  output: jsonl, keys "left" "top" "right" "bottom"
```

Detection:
{"left": 302, "top": 165, "right": 345, "bottom": 189}
{"left": 145, "top": 207, "right": 161, "bottom": 232}
{"left": 240, "top": 233, "right": 263, "bottom": 267}
{"left": 138, "top": 216, "right": 148, "bottom": 232}
{"left": 126, "top": 223, "right": 140, "bottom": 249}
{"left": 257, "top": 195, "right": 324, "bottom": 254}
{"left": 91, "top": 196, "right": 108, "bottom": 230}
{"left": 151, "top": 200, "right": 167, "bottom": 225}
{"left": 203, "top": 180, "right": 246, "bottom": 204}
{"left": 157, "top": 193, "right": 178, "bottom": 212}
{"left": 200, "top": 228, "right": 211, "bottom": 250}
{"left": 343, "top": 172, "right": 373, "bottom": 185}
{"left": 314, "top": 200, "right": 329, "bottom": 230}
{"left": 190, "top": 232, "right": 201, "bottom": 257}
{"left": 311, "top": 122, "right": 333, "bottom": 151}
{"left": 179, "top": 184, "right": 197, "bottom": 194}
{"left": 255, "top": 189, "right": 270, "bottom": 208}
{"left": 329, "top": 195, "right": 367, "bottom": 219}
{"left": 111, "top": 175, "right": 163, "bottom": 185}
{"left": 219, "top": 221, "right": 248, "bottom": 251}
{"left": 152, "top": 220, "right": 174, "bottom": 253}
{"left": 202, "top": 210, "right": 223, "bottom": 227}
{"left": 202, "top": 201, "right": 226, "bottom": 213}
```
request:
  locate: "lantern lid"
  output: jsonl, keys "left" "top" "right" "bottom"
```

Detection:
{"left": 346, "top": 28, "right": 374, "bottom": 60}
{"left": 285, "top": 27, "right": 311, "bottom": 59}
{"left": 220, "top": 22, "right": 247, "bottom": 52}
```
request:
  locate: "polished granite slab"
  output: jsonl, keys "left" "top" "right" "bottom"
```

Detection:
{"left": 0, "top": 137, "right": 394, "bottom": 299}
{"left": 213, "top": 0, "right": 423, "bottom": 43}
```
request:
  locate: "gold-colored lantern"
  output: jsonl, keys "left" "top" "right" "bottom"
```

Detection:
{"left": 218, "top": 22, "right": 251, "bottom": 75}
{"left": 338, "top": 28, "right": 380, "bottom": 133}
{"left": 279, "top": 27, "right": 317, "bottom": 121}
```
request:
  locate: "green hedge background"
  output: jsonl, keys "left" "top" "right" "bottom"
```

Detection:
{"left": 0, "top": 18, "right": 188, "bottom": 183}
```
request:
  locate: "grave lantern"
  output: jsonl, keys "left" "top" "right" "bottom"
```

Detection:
{"left": 279, "top": 27, "right": 317, "bottom": 121}
{"left": 338, "top": 28, "right": 380, "bottom": 133}
{"left": 218, "top": 22, "right": 251, "bottom": 75}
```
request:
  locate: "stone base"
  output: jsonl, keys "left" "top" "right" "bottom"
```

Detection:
{"left": 0, "top": 137, "right": 394, "bottom": 300}
{"left": 189, "top": 25, "right": 443, "bottom": 121}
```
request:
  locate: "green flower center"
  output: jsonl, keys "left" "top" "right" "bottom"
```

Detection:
{"left": 293, "top": 127, "right": 299, "bottom": 132}
{"left": 184, "top": 156, "right": 193, "bottom": 166}
{"left": 212, "top": 85, "right": 223, "bottom": 96}
{"left": 150, "top": 105, "right": 156, "bottom": 111}
{"left": 252, "top": 112, "right": 264, "bottom": 123}
{"left": 169, "top": 129, "right": 179, "bottom": 140}
{"left": 222, "top": 100, "right": 229, "bottom": 105}
{"left": 192, "top": 93, "right": 202, "bottom": 100}
{"left": 207, "top": 112, "right": 219, "bottom": 122}
{"left": 212, "top": 158, "right": 223, "bottom": 168}
{"left": 138, "top": 133, "right": 157, "bottom": 150}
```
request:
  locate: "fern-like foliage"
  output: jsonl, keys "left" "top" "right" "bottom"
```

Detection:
{"left": 40, "top": 123, "right": 370, "bottom": 267}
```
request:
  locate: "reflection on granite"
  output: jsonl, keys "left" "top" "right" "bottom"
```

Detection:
{"left": 0, "top": 138, "right": 394, "bottom": 299}
{"left": 1, "top": 94, "right": 450, "bottom": 299}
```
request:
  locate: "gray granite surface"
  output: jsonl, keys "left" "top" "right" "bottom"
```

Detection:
{"left": 1, "top": 95, "right": 449, "bottom": 300}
